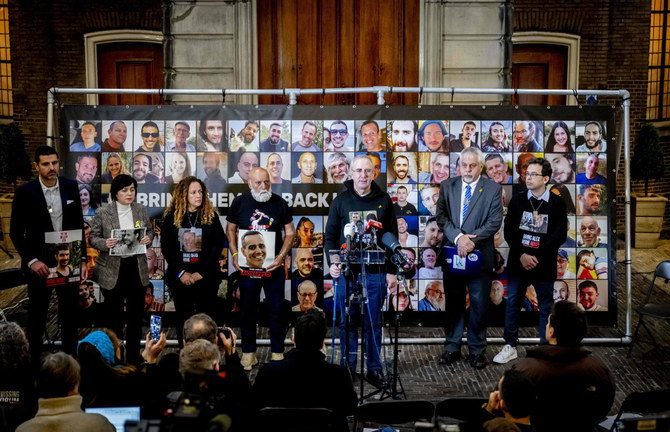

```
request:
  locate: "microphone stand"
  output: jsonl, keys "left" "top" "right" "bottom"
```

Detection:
{"left": 380, "top": 254, "right": 408, "bottom": 400}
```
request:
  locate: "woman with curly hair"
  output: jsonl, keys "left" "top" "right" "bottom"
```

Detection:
{"left": 545, "top": 121, "right": 574, "bottom": 153}
{"left": 162, "top": 177, "right": 225, "bottom": 343}
{"left": 0, "top": 321, "right": 36, "bottom": 432}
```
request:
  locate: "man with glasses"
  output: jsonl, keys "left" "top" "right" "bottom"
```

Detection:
{"left": 418, "top": 281, "right": 445, "bottom": 311}
{"left": 166, "top": 121, "right": 196, "bottom": 152}
{"left": 292, "top": 280, "right": 322, "bottom": 312}
{"left": 325, "top": 120, "right": 353, "bottom": 152}
{"left": 514, "top": 121, "right": 542, "bottom": 152}
{"left": 493, "top": 157, "right": 567, "bottom": 364}
{"left": 324, "top": 155, "right": 399, "bottom": 389}
{"left": 229, "top": 152, "right": 259, "bottom": 183}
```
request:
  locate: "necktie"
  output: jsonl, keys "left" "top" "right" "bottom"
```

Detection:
{"left": 463, "top": 184, "right": 471, "bottom": 221}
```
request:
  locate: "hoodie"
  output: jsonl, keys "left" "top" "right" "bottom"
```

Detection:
{"left": 324, "top": 179, "right": 398, "bottom": 273}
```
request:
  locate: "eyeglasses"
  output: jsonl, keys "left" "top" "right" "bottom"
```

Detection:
{"left": 352, "top": 168, "right": 374, "bottom": 175}
{"left": 298, "top": 292, "right": 317, "bottom": 298}
{"left": 141, "top": 132, "right": 160, "bottom": 138}
{"left": 330, "top": 129, "right": 348, "bottom": 135}
{"left": 526, "top": 172, "right": 545, "bottom": 178}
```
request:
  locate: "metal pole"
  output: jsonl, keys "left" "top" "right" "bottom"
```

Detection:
{"left": 46, "top": 91, "right": 55, "bottom": 147}
{"left": 46, "top": 86, "right": 632, "bottom": 343}
{"left": 622, "top": 91, "right": 632, "bottom": 337}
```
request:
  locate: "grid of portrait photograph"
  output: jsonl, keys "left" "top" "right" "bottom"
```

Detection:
{"left": 66, "top": 116, "right": 611, "bottom": 314}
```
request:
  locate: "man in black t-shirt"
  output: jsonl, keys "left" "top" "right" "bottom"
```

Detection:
{"left": 493, "top": 158, "right": 567, "bottom": 365}
{"left": 226, "top": 167, "right": 295, "bottom": 371}
{"left": 393, "top": 185, "right": 417, "bottom": 216}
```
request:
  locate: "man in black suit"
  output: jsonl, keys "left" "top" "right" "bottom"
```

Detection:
{"left": 435, "top": 147, "right": 503, "bottom": 369}
{"left": 10, "top": 146, "right": 87, "bottom": 369}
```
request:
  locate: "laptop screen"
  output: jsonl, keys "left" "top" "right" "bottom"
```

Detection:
{"left": 85, "top": 406, "right": 141, "bottom": 432}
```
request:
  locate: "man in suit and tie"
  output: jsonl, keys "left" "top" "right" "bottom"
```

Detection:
{"left": 435, "top": 147, "right": 503, "bottom": 369}
{"left": 10, "top": 146, "right": 87, "bottom": 369}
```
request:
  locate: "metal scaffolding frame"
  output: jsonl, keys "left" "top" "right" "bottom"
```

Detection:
{"left": 47, "top": 86, "right": 631, "bottom": 346}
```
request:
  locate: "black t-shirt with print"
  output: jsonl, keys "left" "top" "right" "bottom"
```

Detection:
{"left": 227, "top": 192, "right": 292, "bottom": 259}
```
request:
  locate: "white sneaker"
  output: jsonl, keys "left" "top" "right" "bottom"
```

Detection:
{"left": 493, "top": 345, "right": 518, "bottom": 364}
{"left": 241, "top": 352, "right": 258, "bottom": 371}
{"left": 271, "top": 352, "right": 284, "bottom": 361}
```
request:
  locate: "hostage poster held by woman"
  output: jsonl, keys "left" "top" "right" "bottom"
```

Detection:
{"left": 45, "top": 230, "right": 83, "bottom": 286}
{"left": 109, "top": 228, "right": 147, "bottom": 256}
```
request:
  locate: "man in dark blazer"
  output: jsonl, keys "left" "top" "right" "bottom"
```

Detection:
{"left": 435, "top": 147, "right": 503, "bottom": 369}
{"left": 10, "top": 146, "right": 87, "bottom": 369}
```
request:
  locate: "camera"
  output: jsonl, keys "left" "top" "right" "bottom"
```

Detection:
{"left": 125, "top": 370, "right": 231, "bottom": 432}
{"left": 218, "top": 326, "right": 232, "bottom": 340}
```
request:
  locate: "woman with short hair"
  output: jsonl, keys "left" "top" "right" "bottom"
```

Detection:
{"left": 89, "top": 174, "right": 153, "bottom": 364}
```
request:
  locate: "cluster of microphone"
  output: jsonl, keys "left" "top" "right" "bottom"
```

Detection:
{"left": 340, "top": 216, "right": 413, "bottom": 270}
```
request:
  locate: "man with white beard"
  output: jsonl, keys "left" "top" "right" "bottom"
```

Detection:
{"left": 227, "top": 167, "right": 295, "bottom": 370}
{"left": 326, "top": 152, "right": 351, "bottom": 184}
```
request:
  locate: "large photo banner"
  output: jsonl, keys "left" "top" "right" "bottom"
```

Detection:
{"left": 60, "top": 105, "right": 617, "bottom": 326}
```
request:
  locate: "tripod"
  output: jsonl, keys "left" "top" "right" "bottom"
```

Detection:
{"left": 380, "top": 264, "right": 408, "bottom": 400}
{"left": 379, "top": 250, "right": 415, "bottom": 400}
{"left": 330, "top": 240, "right": 387, "bottom": 401}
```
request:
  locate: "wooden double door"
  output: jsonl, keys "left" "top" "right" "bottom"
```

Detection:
{"left": 257, "top": 0, "right": 419, "bottom": 105}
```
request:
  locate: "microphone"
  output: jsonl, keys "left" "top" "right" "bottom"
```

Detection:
{"left": 382, "top": 232, "right": 412, "bottom": 268}
{"left": 366, "top": 219, "right": 383, "bottom": 232}
{"left": 344, "top": 223, "right": 354, "bottom": 251}
{"left": 381, "top": 232, "right": 403, "bottom": 254}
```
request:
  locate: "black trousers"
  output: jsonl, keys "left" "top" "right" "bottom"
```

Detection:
{"left": 101, "top": 258, "right": 145, "bottom": 364}
{"left": 27, "top": 273, "right": 79, "bottom": 371}
{"left": 170, "top": 275, "right": 219, "bottom": 346}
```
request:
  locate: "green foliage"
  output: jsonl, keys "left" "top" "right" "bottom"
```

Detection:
{"left": 631, "top": 123, "right": 666, "bottom": 196}
{"left": 0, "top": 122, "right": 32, "bottom": 187}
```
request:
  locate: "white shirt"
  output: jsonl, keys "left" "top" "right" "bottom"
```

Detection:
{"left": 117, "top": 202, "right": 134, "bottom": 229}
{"left": 526, "top": 187, "right": 550, "bottom": 202}
{"left": 39, "top": 176, "right": 62, "bottom": 232}
{"left": 418, "top": 266, "right": 443, "bottom": 279}
{"left": 400, "top": 233, "right": 418, "bottom": 247}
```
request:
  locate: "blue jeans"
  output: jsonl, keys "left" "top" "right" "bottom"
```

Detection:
{"left": 443, "top": 272, "right": 492, "bottom": 356}
{"left": 504, "top": 276, "right": 553, "bottom": 345}
{"left": 238, "top": 268, "right": 285, "bottom": 353}
{"left": 334, "top": 272, "right": 385, "bottom": 372}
